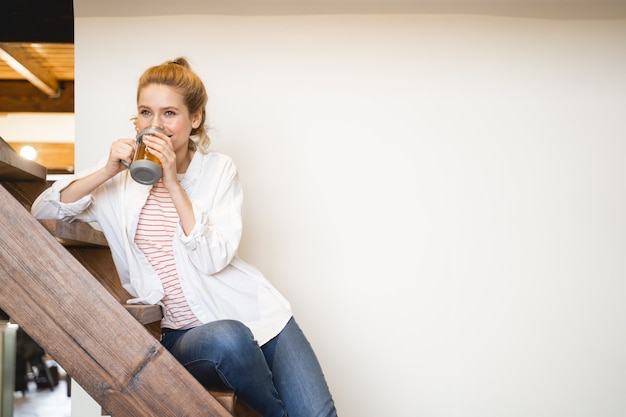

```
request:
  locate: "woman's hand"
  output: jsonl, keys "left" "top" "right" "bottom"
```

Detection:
{"left": 141, "top": 132, "right": 178, "bottom": 185}
{"left": 106, "top": 138, "right": 136, "bottom": 177}
{"left": 60, "top": 138, "right": 135, "bottom": 204}
{"left": 142, "top": 132, "right": 196, "bottom": 235}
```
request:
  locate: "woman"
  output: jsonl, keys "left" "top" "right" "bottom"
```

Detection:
{"left": 31, "top": 57, "right": 338, "bottom": 417}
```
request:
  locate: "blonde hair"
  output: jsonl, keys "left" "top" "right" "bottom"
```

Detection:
{"left": 137, "top": 57, "right": 210, "bottom": 152}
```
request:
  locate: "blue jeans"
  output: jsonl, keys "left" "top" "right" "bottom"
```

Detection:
{"left": 161, "top": 317, "right": 338, "bottom": 417}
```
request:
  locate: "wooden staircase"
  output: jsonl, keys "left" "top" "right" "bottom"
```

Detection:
{"left": 0, "top": 137, "right": 235, "bottom": 416}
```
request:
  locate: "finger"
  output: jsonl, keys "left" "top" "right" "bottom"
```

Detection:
{"left": 144, "top": 136, "right": 167, "bottom": 152}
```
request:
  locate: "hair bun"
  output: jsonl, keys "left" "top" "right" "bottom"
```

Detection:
{"left": 168, "top": 57, "right": 189, "bottom": 68}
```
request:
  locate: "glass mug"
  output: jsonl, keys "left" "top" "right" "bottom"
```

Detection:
{"left": 122, "top": 127, "right": 164, "bottom": 185}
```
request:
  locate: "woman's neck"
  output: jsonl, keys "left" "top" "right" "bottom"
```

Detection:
{"left": 176, "top": 148, "right": 195, "bottom": 174}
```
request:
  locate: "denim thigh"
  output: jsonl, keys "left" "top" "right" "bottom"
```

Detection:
{"left": 262, "top": 317, "right": 338, "bottom": 417}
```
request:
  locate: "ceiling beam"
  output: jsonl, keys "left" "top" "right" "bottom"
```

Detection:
{"left": 0, "top": 81, "right": 73, "bottom": 113}
{"left": 0, "top": 43, "right": 61, "bottom": 97}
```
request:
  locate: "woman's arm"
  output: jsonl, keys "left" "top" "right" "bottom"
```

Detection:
{"left": 141, "top": 132, "right": 196, "bottom": 235}
{"left": 167, "top": 181, "right": 196, "bottom": 236}
{"left": 174, "top": 155, "right": 244, "bottom": 276}
{"left": 61, "top": 138, "right": 135, "bottom": 203}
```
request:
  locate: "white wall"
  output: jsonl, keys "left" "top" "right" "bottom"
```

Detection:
{"left": 0, "top": 113, "right": 74, "bottom": 142}
{"left": 75, "top": 14, "right": 626, "bottom": 417}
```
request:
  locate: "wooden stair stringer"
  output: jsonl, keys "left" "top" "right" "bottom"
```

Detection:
{"left": 0, "top": 183, "right": 231, "bottom": 417}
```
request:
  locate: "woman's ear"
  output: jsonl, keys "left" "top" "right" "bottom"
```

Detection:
{"left": 191, "top": 111, "right": 202, "bottom": 129}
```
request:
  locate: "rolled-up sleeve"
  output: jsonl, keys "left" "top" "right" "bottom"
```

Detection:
{"left": 31, "top": 176, "right": 93, "bottom": 221}
{"left": 175, "top": 157, "right": 243, "bottom": 276}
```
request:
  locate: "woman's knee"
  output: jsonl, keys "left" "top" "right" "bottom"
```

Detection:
{"left": 190, "top": 320, "right": 256, "bottom": 353}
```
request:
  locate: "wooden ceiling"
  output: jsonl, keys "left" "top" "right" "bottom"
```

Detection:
{"left": 0, "top": 0, "right": 74, "bottom": 113}
{"left": 0, "top": 43, "right": 74, "bottom": 82}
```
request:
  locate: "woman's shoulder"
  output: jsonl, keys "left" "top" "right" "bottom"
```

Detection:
{"left": 201, "top": 151, "right": 237, "bottom": 170}
{"left": 205, "top": 150, "right": 233, "bottom": 161}
{"left": 189, "top": 151, "right": 239, "bottom": 184}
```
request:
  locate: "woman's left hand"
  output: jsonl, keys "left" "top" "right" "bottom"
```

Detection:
{"left": 142, "top": 132, "right": 178, "bottom": 185}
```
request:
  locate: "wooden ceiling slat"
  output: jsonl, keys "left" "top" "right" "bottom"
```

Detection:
{"left": 0, "top": 43, "right": 74, "bottom": 83}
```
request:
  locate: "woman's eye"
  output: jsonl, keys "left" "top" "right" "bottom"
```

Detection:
{"left": 165, "top": 110, "right": 175, "bottom": 116}
{"left": 140, "top": 109, "right": 151, "bottom": 115}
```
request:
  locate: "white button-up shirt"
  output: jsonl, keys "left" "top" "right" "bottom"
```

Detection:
{"left": 31, "top": 150, "right": 292, "bottom": 345}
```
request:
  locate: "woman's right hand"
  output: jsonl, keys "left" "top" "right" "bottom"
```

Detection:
{"left": 59, "top": 138, "right": 136, "bottom": 204}
{"left": 105, "top": 138, "right": 136, "bottom": 177}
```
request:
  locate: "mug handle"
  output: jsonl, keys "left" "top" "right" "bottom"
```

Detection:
{"left": 122, "top": 127, "right": 164, "bottom": 170}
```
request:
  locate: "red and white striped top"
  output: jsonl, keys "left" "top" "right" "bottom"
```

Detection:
{"left": 134, "top": 180, "right": 202, "bottom": 330}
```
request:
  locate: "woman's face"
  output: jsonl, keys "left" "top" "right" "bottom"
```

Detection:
{"left": 136, "top": 83, "right": 201, "bottom": 153}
